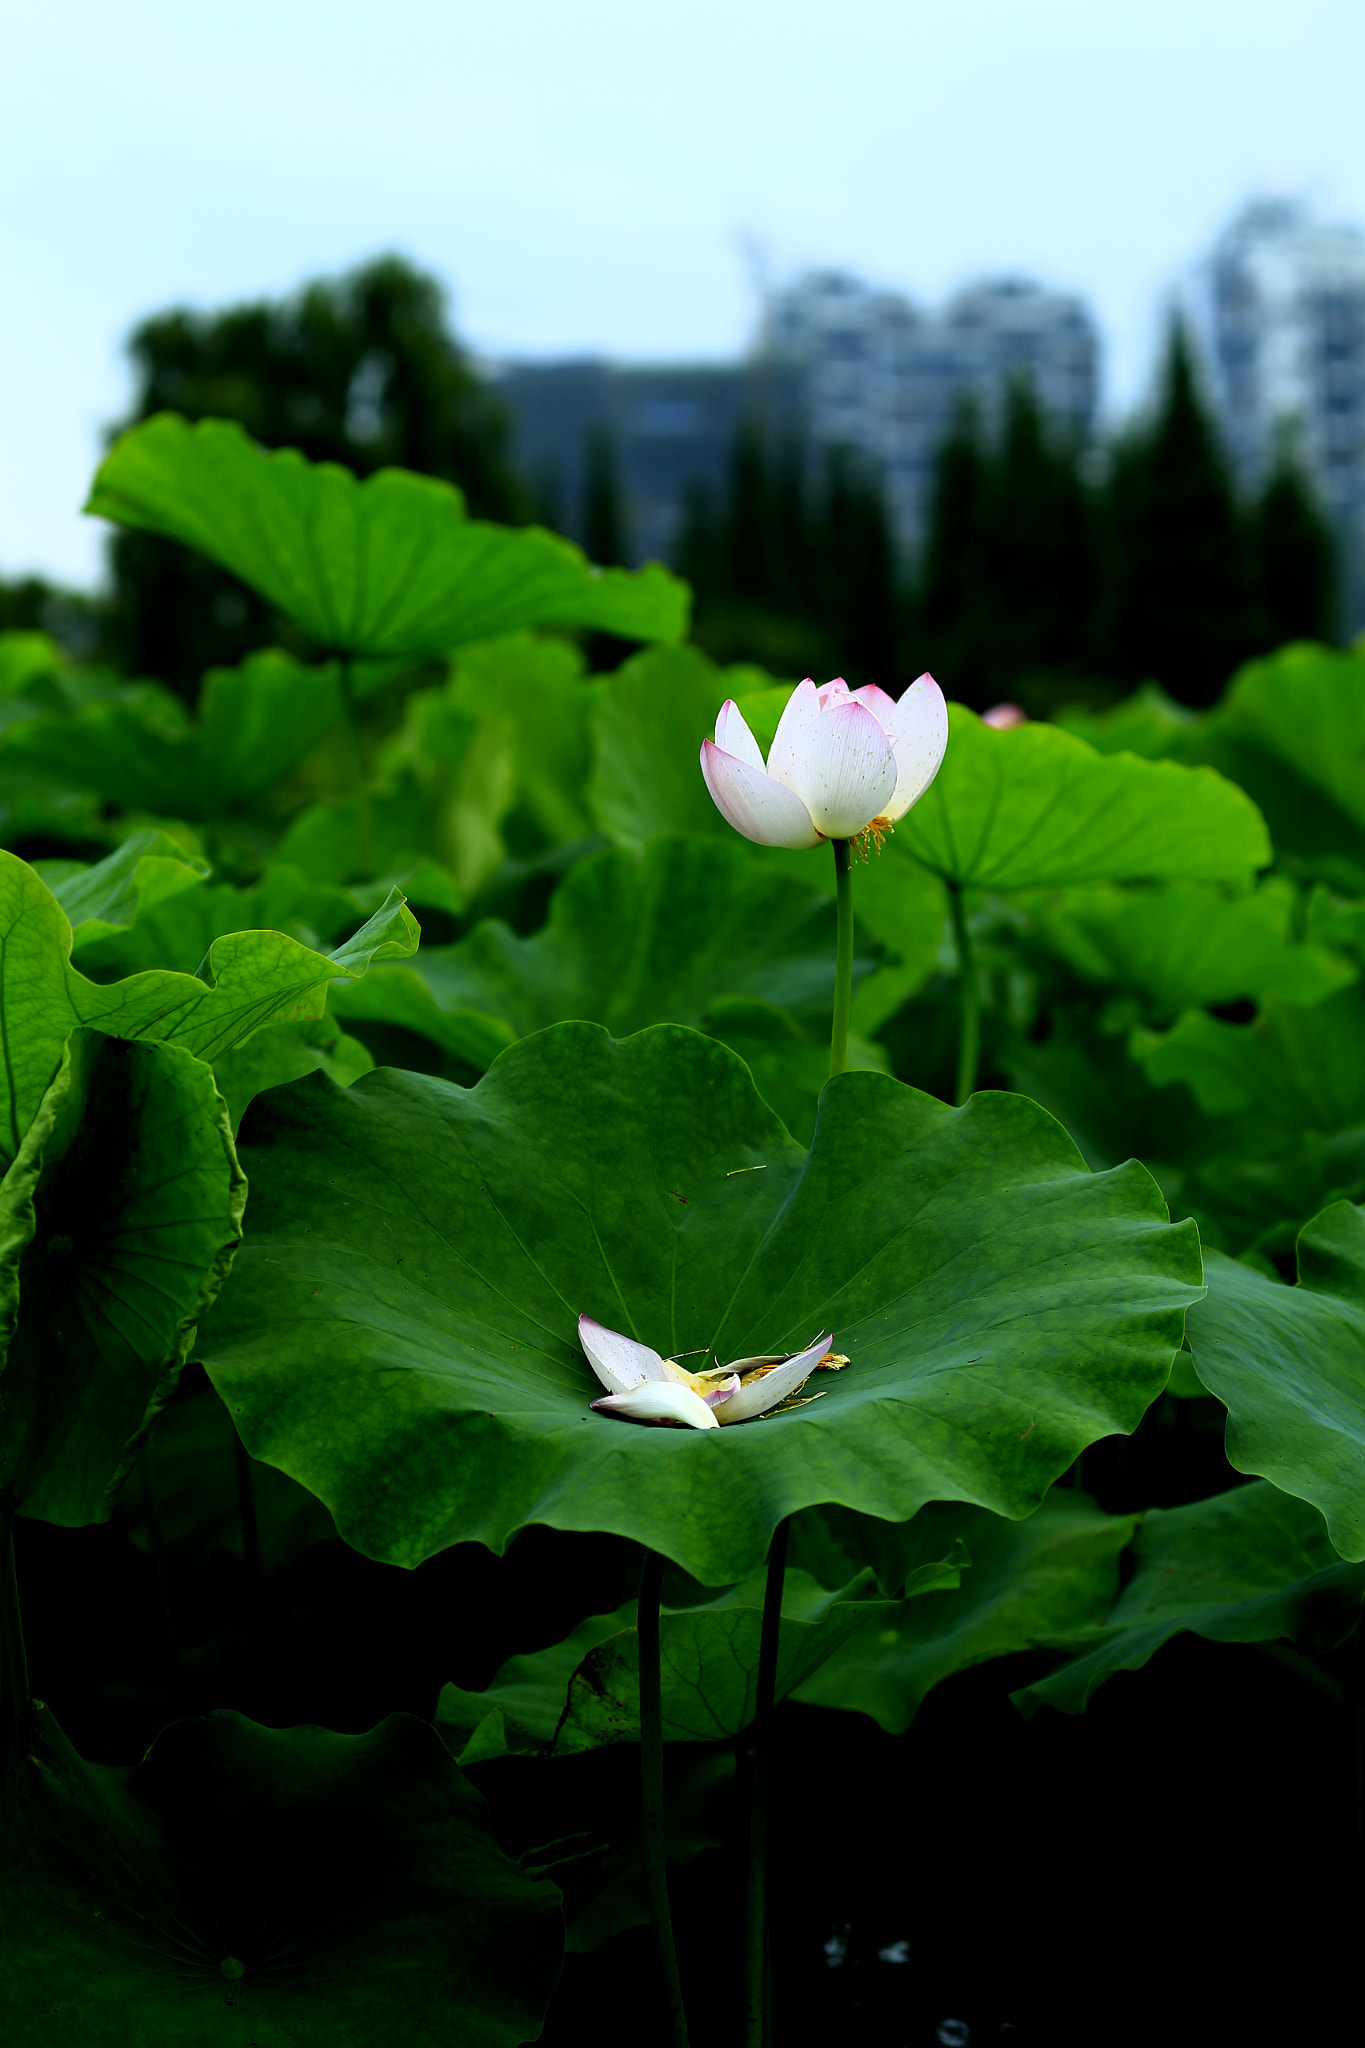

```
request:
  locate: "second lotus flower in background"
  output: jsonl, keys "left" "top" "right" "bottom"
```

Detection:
{"left": 700, "top": 672, "right": 948, "bottom": 850}
{"left": 579, "top": 1315, "right": 847, "bottom": 1429}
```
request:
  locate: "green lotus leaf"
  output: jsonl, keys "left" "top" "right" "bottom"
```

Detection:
{"left": 1215, "top": 642, "right": 1365, "bottom": 832}
{"left": 36, "top": 830, "right": 210, "bottom": 952}
{"left": 1134, "top": 986, "right": 1365, "bottom": 1127}
{"left": 212, "top": 1016, "right": 375, "bottom": 1135}
{"left": 198, "top": 1022, "right": 1202, "bottom": 1584}
{"left": 1036, "top": 877, "right": 1354, "bottom": 1015}
{"left": 0, "top": 850, "right": 417, "bottom": 1170}
{"left": 898, "top": 705, "right": 1269, "bottom": 891}
{"left": 76, "top": 864, "right": 373, "bottom": 978}
{"left": 86, "top": 412, "right": 688, "bottom": 658}
{"left": 1014, "top": 1481, "right": 1365, "bottom": 1716}
{"left": 787, "top": 1490, "right": 1135, "bottom": 1731}
{"left": 439, "top": 1557, "right": 966, "bottom": 1762}
{"left": 1185, "top": 1203, "right": 1365, "bottom": 1560}
{"left": 0, "top": 652, "right": 363, "bottom": 820}
{"left": 0, "top": 1704, "right": 561, "bottom": 2048}
{"left": 0, "top": 1031, "right": 245, "bottom": 1524}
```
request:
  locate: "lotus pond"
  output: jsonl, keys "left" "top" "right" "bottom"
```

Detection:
{"left": 1, "top": 415, "right": 1363, "bottom": 2046}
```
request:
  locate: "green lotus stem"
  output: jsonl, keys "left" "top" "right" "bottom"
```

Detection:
{"left": 745, "top": 1515, "right": 790, "bottom": 2048}
{"left": 638, "top": 1549, "right": 690, "bottom": 2048}
{"left": 1, "top": 1510, "right": 30, "bottom": 1787}
{"left": 339, "top": 657, "right": 374, "bottom": 880}
{"left": 830, "top": 838, "right": 854, "bottom": 1079}
{"left": 948, "top": 881, "right": 980, "bottom": 1106}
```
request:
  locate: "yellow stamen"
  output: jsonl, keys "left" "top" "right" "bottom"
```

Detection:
{"left": 852, "top": 818, "right": 893, "bottom": 862}
{"left": 816, "top": 1352, "right": 850, "bottom": 1371}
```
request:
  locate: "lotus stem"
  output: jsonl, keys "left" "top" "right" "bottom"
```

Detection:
{"left": 339, "top": 657, "right": 375, "bottom": 880}
{"left": 830, "top": 838, "right": 854, "bottom": 1080}
{"left": 1, "top": 1510, "right": 30, "bottom": 1789}
{"left": 638, "top": 1548, "right": 690, "bottom": 2048}
{"left": 745, "top": 1515, "right": 790, "bottom": 2048}
{"left": 948, "top": 881, "right": 980, "bottom": 1106}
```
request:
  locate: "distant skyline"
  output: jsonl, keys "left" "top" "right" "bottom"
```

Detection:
{"left": 5, "top": 0, "right": 1365, "bottom": 584}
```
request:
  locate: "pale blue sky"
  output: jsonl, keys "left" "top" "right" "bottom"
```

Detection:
{"left": 5, "top": 0, "right": 1365, "bottom": 584}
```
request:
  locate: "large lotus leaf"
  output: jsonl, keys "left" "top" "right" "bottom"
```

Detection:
{"left": 87, "top": 412, "right": 688, "bottom": 658}
{"left": 36, "top": 830, "right": 210, "bottom": 952}
{"left": 702, "top": 995, "right": 889, "bottom": 1148}
{"left": 0, "top": 1030, "right": 245, "bottom": 1524}
{"left": 0, "top": 653, "right": 352, "bottom": 819}
{"left": 898, "top": 705, "right": 1269, "bottom": 890}
{"left": 1216, "top": 642, "right": 1365, "bottom": 831}
{"left": 1180, "top": 1124, "right": 1365, "bottom": 1262}
{"left": 1057, "top": 684, "right": 1199, "bottom": 761}
{"left": 787, "top": 1490, "right": 1135, "bottom": 1732}
{"left": 589, "top": 644, "right": 768, "bottom": 848}
{"left": 1015, "top": 1481, "right": 1365, "bottom": 1716}
{"left": 198, "top": 1022, "right": 1202, "bottom": 1584}
{"left": 0, "top": 850, "right": 417, "bottom": 1170}
{"left": 1134, "top": 985, "right": 1365, "bottom": 1127}
{"left": 1035, "top": 877, "right": 1353, "bottom": 1015}
{"left": 1185, "top": 1203, "right": 1365, "bottom": 1560}
{"left": 0, "top": 1704, "right": 561, "bottom": 2048}
{"left": 447, "top": 632, "right": 602, "bottom": 848}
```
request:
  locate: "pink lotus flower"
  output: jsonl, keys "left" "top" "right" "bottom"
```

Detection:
{"left": 578, "top": 1315, "right": 845, "bottom": 1429}
{"left": 700, "top": 674, "right": 948, "bottom": 850}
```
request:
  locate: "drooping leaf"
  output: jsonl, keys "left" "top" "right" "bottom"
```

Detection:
{"left": 1186, "top": 1203, "right": 1365, "bottom": 1560}
{"left": 788, "top": 1490, "right": 1135, "bottom": 1732}
{"left": 1014, "top": 1481, "right": 1365, "bottom": 1716}
{"left": 36, "top": 830, "right": 210, "bottom": 952}
{"left": 199, "top": 1022, "right": 1201, "bottom": 1585}
{"left": 1036, "top": 877, "right": 1353, "bottom": 1015}
{"left": 0, "top": 1704, "right": 561, "bottom": 2048}
{"left": 897, "top": 705, "right": 1269, "bottom": 891}
{"left": 75, "top": 863, "right": 372, "bottom": 978}
{"left": 0, "top": 1031, "right": 245, "bottom": 1524}
{"left": 87, "top": 412, "right": 689, "bottom": 657}
{"left": 446, "top": 632, "right": 602, "bottom": 848}
{"left": 0, "top": 850, "right": 417, "bottom": 1169}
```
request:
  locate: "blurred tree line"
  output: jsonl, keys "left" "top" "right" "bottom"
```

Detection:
{"left": 680, "top": 326, "right": 1337, "bottom": 711}
{"left": 0, "top": 258, "right": 1339, "bottom": 710}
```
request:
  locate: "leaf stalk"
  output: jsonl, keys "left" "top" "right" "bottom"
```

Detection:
{"left": 830, "top": 839, "right": 854, "bottom": 1080}
{"left": 638, "top": 1548, "right": 690, "bottom": 2048}
{"left": 948, "top": 881, "right": 980, "bottom": 1105}
{"left": 745, "top": 1515, "right": 790, "bottom": 2048}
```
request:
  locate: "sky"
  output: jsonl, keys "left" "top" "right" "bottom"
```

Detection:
{"left": 5, "top": 0, "right": 1365, "bottom": 586}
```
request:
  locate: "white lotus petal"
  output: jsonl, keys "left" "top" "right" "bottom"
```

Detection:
{"left": 700, "top": 741, "right": 821, "bottom": 849}
{"left": 764, "top": 677, "right": 823, "bottom": 792}
{"left": 849, "top": 683, "right": 900, "bottom": 731}
{"left": 717, "top": 1333, "right": 834, "bottom": 1424}
{"left": 578, "top": 1315, "right": 666, "bottom": 1394}
{"left": 591, "top": 1382, "right": 720, "bottom": 1429}
{"left": 816, "top": 677, "right": 851, "bottom": 709}
{"left": 882, "top": 672, "right": 950, "bottom": 823}
{"left": 790, "top": 702, "right": 897, "bottom": 838}
{"left": 703, "top": 1374, "right": 741, "bottom": 1408}
{"left": 714, "top": 698, "right": 766, "bottom": 772}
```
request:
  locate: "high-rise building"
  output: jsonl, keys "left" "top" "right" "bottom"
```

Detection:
{"left": 765, "top": 270, "right": 1098, "bottom": 554}
{"left": 1188, "top": 198, "right": 1365, "bottom": 626}
{"left": 492, "top": 268, "right": 1100, "bottom": 568}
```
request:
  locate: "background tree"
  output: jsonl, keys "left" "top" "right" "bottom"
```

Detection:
{"left": 583, "top": 425, "right": 626, "bottom": 568}
{"left": 107, "top": 254, "right": 528, "bottom": 694}
{"left": 1095, "top": 323, "right": 1254, "bottom": 707}
{"left": 1250, "top": 444, "right": 1337, "bottom": 648}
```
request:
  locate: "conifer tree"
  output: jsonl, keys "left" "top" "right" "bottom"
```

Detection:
{"left": 1251, "top": 449, "right": 1336, "bottom": 648}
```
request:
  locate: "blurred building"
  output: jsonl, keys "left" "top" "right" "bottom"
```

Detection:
{"left": 764, "top": 270, "right": 1099, "bottom": 554}
{"left": 492, "top": 269, "right": 1100, "bottom": 567}
{"left": 1188, "top": 198, "right": 1365, "bottom": 626}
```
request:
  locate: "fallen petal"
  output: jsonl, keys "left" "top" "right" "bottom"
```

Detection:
{"left": 714, "top": 698, "right": 766, "bottom": 771}
{"left": 591, "top": 1382, "right": 721, "bottom": 1429}
{"left": 703, "top": 1374, "right": 741, "bottom": 1408}
{"left": 882, "top": 673, "right": 950, "bottom": 823}
{"left": 790, "top": 702, "right": 898, "bottom": 839}
{"left": 717, "top": 1332, "right": 834, "bottom": 1424}
{"left": 764, "top": 677, "right": 823, "bottom": 793}
{"left": 700, "top": 740, "right": 822, "bottom": 849}
{"left": 579, "top": 1315, "right": 667, "bottom": 1394}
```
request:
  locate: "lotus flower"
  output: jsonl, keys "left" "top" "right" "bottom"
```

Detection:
{"left": 700, "top": 673, "right": 948, "bottom": 850}
{"left": 579, "top": 1315, "right": 846, "bottom": 1429}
